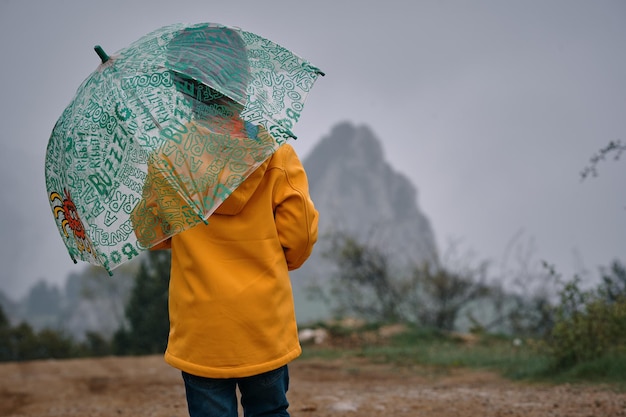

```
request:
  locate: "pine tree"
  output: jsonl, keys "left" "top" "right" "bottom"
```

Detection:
{"left": 113, "top": 250, "right": 171, "bottom": 355}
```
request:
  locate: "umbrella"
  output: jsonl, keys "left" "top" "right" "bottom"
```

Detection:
{"left": 45, "top": 22, "right": 324, "bottom": 273}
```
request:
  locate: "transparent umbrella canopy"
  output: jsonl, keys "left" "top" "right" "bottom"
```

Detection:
{"left": 45, "top": 22, "right": 324, "bottom": 273}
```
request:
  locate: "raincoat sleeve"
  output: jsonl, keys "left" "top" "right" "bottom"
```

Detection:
{"left": 150, "top": 239, "right": 172, "bottom": 251}
{"left": 130, "top": 160, "right": 172, "bottom": 251}
{"left": 273, "top": 145, "right": 319, "bottom": 270}
{"left": 130, "top": 200, "right": 172, "bottom": 250}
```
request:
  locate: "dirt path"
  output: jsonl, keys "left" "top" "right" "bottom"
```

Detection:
{"left": 1, "top": 355, "right": 625, "bottom": 417}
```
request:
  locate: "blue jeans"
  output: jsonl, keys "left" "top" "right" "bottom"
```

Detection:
{"left": 182, "top": 365, "right": 290, "bottom": 417}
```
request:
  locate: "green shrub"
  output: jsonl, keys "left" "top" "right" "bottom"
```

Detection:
{"left": 548, "top": 274, "right": 626, "bottom": 369}
{"left": 0, "top": 304, "right": 113, "bottom": 361}
{"left": 0, "top": 320, "right": 79, "bottom": 361}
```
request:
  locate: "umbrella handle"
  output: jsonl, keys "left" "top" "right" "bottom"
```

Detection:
{"left": 94, "top": 45, "right": 110, "bottom": 63}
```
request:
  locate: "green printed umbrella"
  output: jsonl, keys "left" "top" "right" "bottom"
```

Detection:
{"left": 45, "top": 22, "right": 323, "bottom": 273}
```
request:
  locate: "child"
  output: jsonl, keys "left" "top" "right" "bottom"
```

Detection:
{"left": 131, "top": 26, "right": 319, "bottom": 416}
{"left": 162, "top": 140, "right": 318, "bottom": 417}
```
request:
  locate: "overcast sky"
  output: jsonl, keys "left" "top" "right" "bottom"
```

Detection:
{"left": 1, "top": 0, "right": 625, "bottom": 300}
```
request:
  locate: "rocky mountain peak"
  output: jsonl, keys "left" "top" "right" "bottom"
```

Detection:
{"left": 293, "top": 121, "right": 439, "bottom": 322}
{"left": 305, "top": 122, "right": 385, "bottom": 182}
{"left": 303, "top": 121, "right": 436, "bottom": 258}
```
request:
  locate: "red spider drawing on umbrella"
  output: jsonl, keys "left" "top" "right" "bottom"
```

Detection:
{"left": 49, "top": 189, "right": 93, "bottom": 255}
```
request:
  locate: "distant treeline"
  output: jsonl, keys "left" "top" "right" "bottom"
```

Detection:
{"left": 1, "top": 232, "right": 625, "bottom": 373}
{"left": 0, "top": 250, "right": 170, "bottom": 361}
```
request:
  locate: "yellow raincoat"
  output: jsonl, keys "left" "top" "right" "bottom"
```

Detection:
{"left": 138, "top": 135, "right": 318, "bottom": 378}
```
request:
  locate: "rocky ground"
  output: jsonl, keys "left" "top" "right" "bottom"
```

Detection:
{"left": 2, "top": 354, "right": 626, "bottom": 417}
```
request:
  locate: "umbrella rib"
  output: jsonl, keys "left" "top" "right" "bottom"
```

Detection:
{"left": 135, "top": 96, "right": 163, "bottom": 131}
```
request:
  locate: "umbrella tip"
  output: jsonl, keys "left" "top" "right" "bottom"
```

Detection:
{"left": 94, "top": 45, "right": 110, "bottom": 63}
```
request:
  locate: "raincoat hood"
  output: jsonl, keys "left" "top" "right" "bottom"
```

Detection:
{"left": 213, "top": 156, "right": 271, "bottom": 216}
